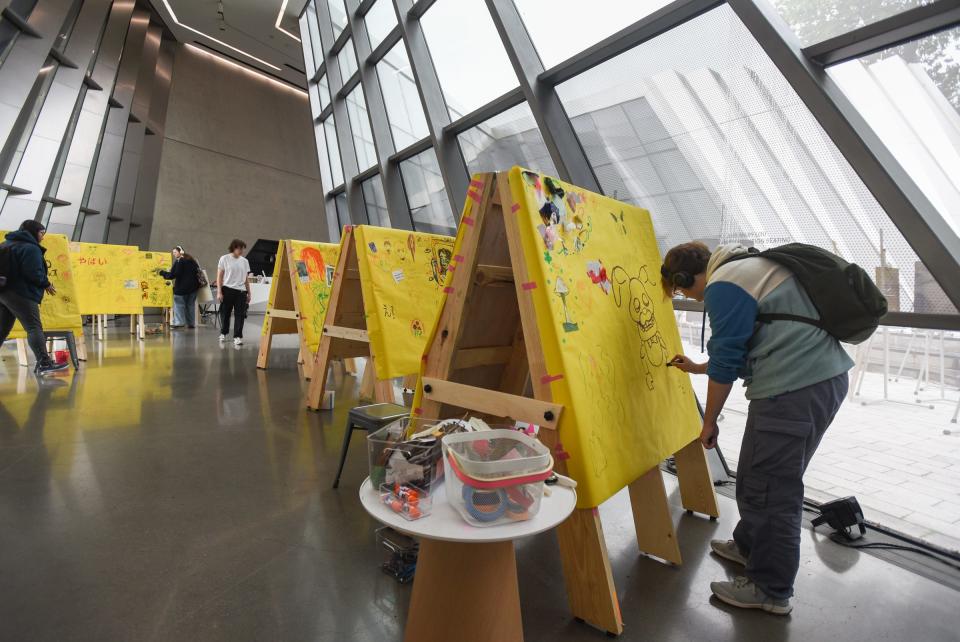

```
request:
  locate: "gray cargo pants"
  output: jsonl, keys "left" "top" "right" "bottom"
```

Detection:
{"left": 0, "top": 289, "right": 50, "bottom": 363}
{"left": 732, "top": 372, "right": 848, "bottom": 599}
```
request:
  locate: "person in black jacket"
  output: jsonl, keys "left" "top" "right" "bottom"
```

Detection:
{"left": 0, "top": 220, "right": 69, "bottom": 374}
{"left": 158, "top": 245, "right": 201, "bottom": 328}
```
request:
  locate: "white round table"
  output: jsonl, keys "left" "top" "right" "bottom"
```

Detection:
{"left": 360, "top": 478, "right": 576, "bottom": 642}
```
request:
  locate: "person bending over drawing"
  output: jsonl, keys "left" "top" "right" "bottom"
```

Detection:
{"left": 660, "top": 241, "right": 852, "bottom": 615}
{"left": 0, "top": 221, "right": 69, "bottom": 375}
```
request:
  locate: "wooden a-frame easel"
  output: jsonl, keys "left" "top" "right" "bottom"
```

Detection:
{"left": 413, "top": 172, "right": 719, "bottom": 636}
{"left": 257, "top": 240, "right": 317, "bottom": 379}
{"left": 305, "top": 226, "right": 398, "bottom": 409}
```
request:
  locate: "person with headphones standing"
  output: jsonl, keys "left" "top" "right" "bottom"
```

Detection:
{"left": 660, "top": 241, "right": 853, "bottom": 615}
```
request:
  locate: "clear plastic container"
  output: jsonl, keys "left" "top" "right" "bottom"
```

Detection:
{"left": 442, "top": 430, "right": 553, "bottom": 527}
{"left": 379, "top": 482, "right": 432, "bottom": 521}
{"left": 367, "top": 417, "right": 471, "bottom": 496}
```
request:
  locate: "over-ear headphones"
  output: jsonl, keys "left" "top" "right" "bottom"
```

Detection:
{"left": 661, "top": 264, "right": 694, "bottom": 289}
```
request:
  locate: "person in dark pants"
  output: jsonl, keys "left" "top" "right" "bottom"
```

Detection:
{"left": 216, "top": 239, "right": 251, "bottom": 346}
{"left": 661, "top": 242, "right": 852, "bottom": 615}
{"left": 0, "top": 221, "right": 69, "bottom": 375}
{"left": 158, "top": 246, "right": 200, "bottom": 328}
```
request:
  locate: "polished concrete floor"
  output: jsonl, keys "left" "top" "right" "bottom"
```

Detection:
{"left": 1, "top": 321, "right": 958, "bottom": 641}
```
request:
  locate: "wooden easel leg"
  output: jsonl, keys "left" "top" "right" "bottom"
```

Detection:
{"left": 404, "top": 539, "right": 522, "bottom": 642}
{"left": 373, "top": 378, "right": 396, "bottom": 404}
{"left": 673, "top": 439, "right": 720, "bottom": 518}
{"left": 555, "top": 509, "right": 623, "bottom": 636}
{"left": 344, "top": 358, "right": 357, "bottom": 375}
{"left": 256, "top": 319, "right": 273, "bottom": 369}
{"left": 138, "top": 314, "right": 145, "bottom": 340}
{"left": 305, "top": 335, "right": 334, "bottom": 411}
{"left": 358, "top": 359, "right": 375, "bottom": 400}
{"left": 629, "top": 467, "right": 682, "bottom": 565}
{"left": 16, "top": 339, "right": 29, "bottom": 367}
{"left": 129, "top": 315, "right": 136, "bottom": 335}
{"left": 76, "top": 330, "right": 87, "bottom": 361}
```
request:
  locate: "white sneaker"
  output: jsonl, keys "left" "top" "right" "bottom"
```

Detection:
{"left": 710, "top": 539, "right": 748, "bottom": 566}
{"left": 219, "top": 334, "right": 227, "bottom": 343}
{"left": 234, "top": 337, "right": 243, "bottom": 346}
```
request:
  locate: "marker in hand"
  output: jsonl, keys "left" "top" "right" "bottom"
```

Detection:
{"left": 666, "top": 356, "right": 683, "bottom": 368}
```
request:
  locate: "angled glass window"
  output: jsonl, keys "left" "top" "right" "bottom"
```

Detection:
{"left": 318, "top": 73, "right": 331, "bottom": 110}
{"left": 555, "top": 4, "right": 926, "bottom": 315}
{"left": 337, "top": 38, "right": 359, "bottom": 80}
{"left": 304, "top": 1, "right": 324, "bottom": 69}
{"left": 313, "top": 119, "right": 334, "bottom": 192}
{"left": 399, "top": 148, "right": 454, "bottom": 234}
{"left": 458, "top": 102, "right": 558, "bottom": 177}
{"left": 376, "top": 43, "right": 429, "bottom": 149}
{"left": 345, "top": 85, "right": 377, "bottom": 171}
{"left": 364, "top": 0, "right": 396, "bottom": 51}
{"left": 325, "top": 0, "right": 349, "bottom": 40}
{"left": 765, "top": 0, "right": 930, "bottom": 46}
{"left": 322, "top": 115, "right": 344, "bottom": 187}
{"left": 828, "top": 26, "right": 960, "bottom": 282}
{"left": 362, "top": 173, "right": 391, "bottom": 227}
{"left": 335, "top": 191, "right": 349, "bottom": 230}
{"left": 420, "top": 0, "right": 518, "bottom": 119}
{"left": 514, "top": 0, "right": 674, "bottom": 68}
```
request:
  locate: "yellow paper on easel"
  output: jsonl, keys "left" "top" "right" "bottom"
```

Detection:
{"left": 288, "top": 239, "right": 340, "bottom": 352}
{"left": 353, "top": 225, "right": 454, "bottom": 380}
{"left": 0, "top": 231, "right": 82, "bottom": 338}
{"left": 69, "top": 242, "right": 142, "bottom": 315}
{"left": 139, "top": 251, "right": 173, "bottom": 309}
{"left": 508, "top": 167, "right": 700, "bottom": 508}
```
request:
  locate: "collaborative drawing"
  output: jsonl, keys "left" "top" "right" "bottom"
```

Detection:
{"left": 510, "top": 167, "right": 701, "bottom": 508}
{"left": 353, "top": 226, "right": 455, "bottom": 380}
{"left": 70, "top": 242, "right": 141, "bottom": 315}
{"left": 140, "top": 251, "right": 173, "bottom": 309}
{"left": 1, "top": 231, "right": 82, "bottom": 337}
{"left": 610, "top": 265, "right": 669, "bottom": 390}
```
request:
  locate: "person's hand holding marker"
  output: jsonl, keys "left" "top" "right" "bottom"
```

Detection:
{"left": 666, "top": 354, "right": 707, "bottom": 375}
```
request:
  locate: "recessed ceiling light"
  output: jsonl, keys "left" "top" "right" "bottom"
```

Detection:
{"left": 186, "top": 43, "right": 306, "bottom": 96}
{"left": 158, "top": 0, "right": 283, "bottom": 71}
{"left": 275, "top": 0, "right": 302, "bottom": 43}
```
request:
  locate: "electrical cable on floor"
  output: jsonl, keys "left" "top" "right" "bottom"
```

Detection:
{"left": 824, "top": 532, "right": 960, "bottom": 572}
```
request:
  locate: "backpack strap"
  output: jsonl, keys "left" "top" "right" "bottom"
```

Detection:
{"left": 756, "top": 312, "right": 825, "bottom": 330}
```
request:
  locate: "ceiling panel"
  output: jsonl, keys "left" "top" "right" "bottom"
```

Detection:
{"left": 149, "top": 0, "right": 311, "bottom": 87}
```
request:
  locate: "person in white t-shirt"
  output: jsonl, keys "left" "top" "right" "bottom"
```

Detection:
{"left": 216, "top": 239, "right": 251, "bottom": 346}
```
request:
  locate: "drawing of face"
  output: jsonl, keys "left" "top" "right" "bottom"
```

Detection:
{"left": 300, "top": 247, "right": 325, "bottom": 279}
{"left": 611, "top": 265, "right": 668, "bottom": 374}
{"left": 438, "top": 248, "right": 452, "bottom": 273}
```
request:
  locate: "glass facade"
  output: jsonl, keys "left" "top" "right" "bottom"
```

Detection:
{"left": 376, "top": 42, "right": 429, "bottom": 149}
{"left": 345, "top": 84, "right": 377, "bottom": 171}
{"left": 420, "top": 0, "right": 518, "bottom": 119}
{"left": 828, "top": 26, "right": 960, "bottom": 255}
{"left": 364, "top": 0, "right": 396, "bottom": 51}
{"left": 458, "top": 102, "right": 557, "bottom": 177}
{"left": 515, "top": 0, "right": 675, "bottom": 68}
{"left": 337, "top": 38, "right": 358, "bottom": 81}
{"left": 325, "top": 0, "right": 348, "bottom": 39}
{"left": 322, "top": 115, "right": 343, "bottom": 187}
{"left": 362, "top": 173, "right": 391, "bottom": 228}
{"left": 296, "top": 0, "right": 960, "bottom": 552}
{"left": 766, "top": 0, "right": 931, "bottom": 46}
{"left": 399, "top": 148, "right": 454, "bottom": 234}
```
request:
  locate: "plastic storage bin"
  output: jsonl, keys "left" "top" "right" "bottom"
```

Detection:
{"left": 442, "top": 429, "right": 553, "bottom": 527}
{"left": 367, "top": 417, "right": 470, "bottom": 496}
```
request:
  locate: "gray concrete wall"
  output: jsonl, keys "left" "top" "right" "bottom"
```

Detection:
{"left": 150, "top": 44, "right": 327, "bottom": 272}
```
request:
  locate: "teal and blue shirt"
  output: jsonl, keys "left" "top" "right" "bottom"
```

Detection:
{"left": 703, "top": 244, "right": 854, "bottom": 400}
